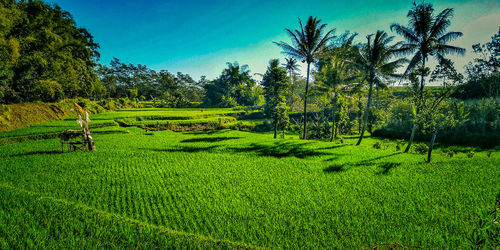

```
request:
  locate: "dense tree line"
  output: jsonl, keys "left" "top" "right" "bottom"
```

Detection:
{"left": 98, "top": 58, "right": 204, "bottom": 107}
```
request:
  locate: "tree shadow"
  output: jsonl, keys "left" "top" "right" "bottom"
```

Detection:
{"left": 180, "top": 137, "right": 241, "bottom": 143}
{"left": 316, "top": 144, "right": 347, "bottom": 150}
{"left": 324, "top": 165, "right": 345, "bottom": 173}
{"left": 182, "top": 130, "right": 227, "bottom": 135}
{"left": 376, "top": 162, "right": 401, "bottom": 175}
{"left": 12, "top": 150, "right": 62, "bottom": 157}
{"left": 323, "top": 153, "right": 402, "bottom": 174}
{"left": 228, "top": 141, "right": 334, "bottom": 159}
{"left": 141, "top": 146, "right": 219, "bottom": 153}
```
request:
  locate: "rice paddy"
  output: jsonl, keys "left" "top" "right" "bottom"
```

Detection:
{"left": 0, "top": 108, "right": 498, "bottom": 248}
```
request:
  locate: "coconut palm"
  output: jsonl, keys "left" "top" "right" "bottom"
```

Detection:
{"left": 283, "top": 57, "right": 300, "bottom": 86}
{"left": 274, "top": 16, "right": 336, "bottom": 140}
{"left": 354, "top": 30, "right": 407, "bottom": 146}
{"left": 390, "top": 2, "right": 465, "bottom": 152}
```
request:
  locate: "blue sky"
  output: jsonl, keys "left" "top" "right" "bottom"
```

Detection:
{"left": 50, "top": 0, "right": 500, "bottom": 81}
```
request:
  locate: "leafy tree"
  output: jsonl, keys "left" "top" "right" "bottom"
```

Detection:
{"left": 262, "top": 59, "right": 290, "bottom": 138}
{"left": 274, "top": 16, "right": 336, "bottom": 139}
{"left": 314, "top": 33, "right": 359, "bottom": 142}
{"left": 203, "top": 62, "right": 259, "bottom": 107}
{"left": 416, "top": 58, "right": 465, "bottom": 163}
{"left": 391, "top": 1, "right": 465, "bottom": 152}
{"left": 455, "top": 27, "right": 500, "bottom": 99}
{"left": 353, "top": 30, "right": 406, "bottom": 145}
{"left": 0, "top": 0, "right": 102, "bottom": 103}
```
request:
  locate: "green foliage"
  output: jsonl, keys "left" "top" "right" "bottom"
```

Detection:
{"left": 0, "top": 0, "right": 102, "bottom": 103}
{"left": 455, "top": 28, "right": 500, "bottom": 99}
{"left": 262, "top": 59, "right": 290, "bottom": 137}
{"left": 203, "top": 62, "right": 260, "bottom": 107}
{"left": 413, "top": 143, "right": 428, "bottom": 154}
{"left": 466, "top": 195, "right": 499, "bottom": 248}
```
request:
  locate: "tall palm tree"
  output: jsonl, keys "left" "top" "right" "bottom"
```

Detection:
{"left": 390, "top": 2, "right": 465, "bottom": 152}
{"left": 274, "top": 16, "right": 336, "bottom": 140}
{"left": 354, "top": 30, "right": 407, "bottom": 146}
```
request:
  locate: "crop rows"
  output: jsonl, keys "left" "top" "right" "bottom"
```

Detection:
{"left": 0, "top": 126, "right": 498, "bottom": 248}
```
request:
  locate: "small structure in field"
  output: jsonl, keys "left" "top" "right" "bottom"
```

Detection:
{"left": 59, "top": 129, "right": 85, "bottom": 152}
{"left": 59, "top": 103, "right": 95, "bottom": 152}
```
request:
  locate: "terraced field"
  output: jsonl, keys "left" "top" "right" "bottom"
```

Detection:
{"left": 0, "top": 108, "right": 498, "bottom": 248}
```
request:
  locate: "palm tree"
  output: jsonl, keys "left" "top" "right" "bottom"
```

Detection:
{"left": 274, "top": 16, "right": 336, "bottom": 140}
{"left": 354, "top": 30, "right": 407, "bottom": 146}
{"left": 283, "top": 57, "right": 300, "bottom": 86}
{"left": 314, "top": 33, "right": 359, "bottom": 142}
{"left": 390, "top": 2, "right": 465, "bottom": 152}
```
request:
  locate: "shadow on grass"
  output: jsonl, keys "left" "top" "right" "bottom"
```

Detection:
{"left": 376, "top": 162, "right": 401, "bottom": 175}
{"left": 180, "top": 137, "right": 241, "bottom": 143}
{"left": 144, "top": 146, "right": 219, "bottom": 153}
{"left": 182, "top": 130, "right": 227, "bottom": 135}
{"left": 12, "top": 150, "right": 62, "bottom": 157}
{"left": 323, "top": 153, "right": 402, "bottom": 174}
{"left": 324, "top": 165, "right": 345, "bottom": 173}
{"left": 228, "top": 141, "right": 335, "bottom": 159}
{"left": 143, "top": 140, "right": 337, "bottom": 159}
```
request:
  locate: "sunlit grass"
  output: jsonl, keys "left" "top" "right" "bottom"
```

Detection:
{"left": 0, "top": 114, "right": 498, "bottom": 248}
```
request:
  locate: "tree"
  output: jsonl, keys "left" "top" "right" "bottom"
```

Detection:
{"left": 353, "top": 30, "right": 406, "bottom": 145}
{"left": 203, "top": 62, "right": 259, "bottom": 107}
{"left": 314, "top": 32, "right": 359, "bottom": 142}
{"left": 262, "top": 59, "right": 290, "bottom": 139}
{"left": 415, "top": 58, "right": 465, "bottom": 162}
{"left": 391, "top": 1, "right": 465, "bottom": 152}
{"left": 283, "top": 57, "right": 300, "bottom": 91}
{"left": 455, "top": 28, "right": 500, "bottom": 99}
{"left": 274, "top": 16, "right": 336, "bottom": 139}
{"left": 0, "top": 1, "right": 102, "bottom": 103}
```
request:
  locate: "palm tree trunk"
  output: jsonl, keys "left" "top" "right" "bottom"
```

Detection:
{"left": 427, "top": 130, "right": 438, "bottom": 163}
{"left": 302, "top": 63, "right": 311, "bottom": 140}
{"left": 330, "top": 105, "right": 336, "bottom": 142}
{"left": 405, "top": 57, "right": 426, "bottom": 152}
{"left": 356, "top": 80, "right": 373, "bottom": 146}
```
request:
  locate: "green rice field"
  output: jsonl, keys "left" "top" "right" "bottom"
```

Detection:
{"left": 0, "top": 108, "right": 498, "bottom": 248}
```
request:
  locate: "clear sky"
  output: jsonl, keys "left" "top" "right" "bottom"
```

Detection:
{"left": 49, "top": 0, "right": 500, "bottom": 81}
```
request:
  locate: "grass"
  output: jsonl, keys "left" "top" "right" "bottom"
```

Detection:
{"left": 0, "top": 108, "right": 498, "bottom": 248}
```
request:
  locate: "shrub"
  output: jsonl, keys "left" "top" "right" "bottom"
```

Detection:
{"left": 373, "top": 141, "right": 383, "bottom": 149}
{"left": 467, "top": 151, "right": 475, "bottom": 158}
{"left": 413, "top": 144, "right": 428, "bottom": 154}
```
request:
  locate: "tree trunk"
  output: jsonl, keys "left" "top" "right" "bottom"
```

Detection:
{"left": 406, "top": 57, "right": 426, "bottom": 152}
{"left": 330, "top": 105, "right": 336, "bottom": 142}
{"left": 427, "top": 130, "right": 438, "bottom": 163}
{"left": 404, "top": 123, "right": 417, "bottom": 153}
{"left": 302, "top": 63, "right": 311, "bottom": 140}
{"left": 356, "top": 79, "right": 373, "bottom": 146}
{"left": 273, "top": 118, "right": 278, "bottom": 139}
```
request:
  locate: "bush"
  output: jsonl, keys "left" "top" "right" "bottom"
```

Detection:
{"left": 467, "top": 151, "right": 475, "bottom": 158}
{"left": 413, "top": 144, "right": 428, "bottom": 155}
{"left": 373, "top": 141, "right": 383, "bottom": 149}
